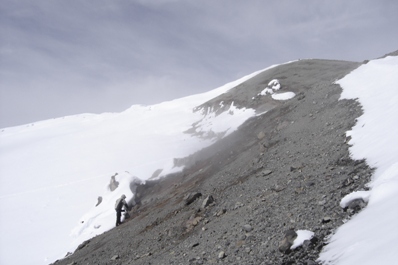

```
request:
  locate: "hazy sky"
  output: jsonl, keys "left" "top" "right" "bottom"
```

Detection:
{"left": 1, "top": 0, "right": 397, "bottom": 128}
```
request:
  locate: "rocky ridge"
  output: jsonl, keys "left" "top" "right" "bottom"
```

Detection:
{"left": 53, "top": 59, "right": 374, "bottom": 265}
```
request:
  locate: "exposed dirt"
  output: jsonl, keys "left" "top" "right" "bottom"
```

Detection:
{"left": 52, "top": 59, "right": 374, "bottom": 265}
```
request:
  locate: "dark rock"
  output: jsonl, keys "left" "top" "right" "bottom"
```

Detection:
{"left": 201, "top": 195, "right": 215, "bottom": 208}
{"left": 321, "top": 217, "right": 332, "bottom": 223}
{"left": 109, "top": 174, "right": 119, "bottom": 191}
{"left": 279, "top": 229, "right": 297, "bottom": 254}
{"left": 95, "top": 196, "right": 102, "bottom": 207}
{"left": 296, "top": 92, "right": 305, "bottom": 100}
{"left": 215, "top": 208, "right": 226, "bottom": 216}
{"left": 290, "top": 165, "right": 301, "bottom": 172}
{"left": 337, "top": 156, "right": 352, "bottom": 166}
{"left": 192, "top": 242, "right": 200, "bottom": 248}
{"left": 185, "top": 192, "right": 202, "bottom": 205}
{"left": 346, "top": 198, "right": 367, "bottom": 213}
{"left": 302, "top": 239, "right": 312, "bottom": 249}
{"left": 302, "top": 237, "right": 319, "bottom": 251}
{"left": 310, "top": 236, "right": 319, "bottom": 245}
{"left": 342, "top": 177, "right": 354, "bottom": 187}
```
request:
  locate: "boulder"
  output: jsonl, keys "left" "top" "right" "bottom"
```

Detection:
{"left": 201, "top": 195, "right": 215, "bottom": 208}
{"left": 346, "top": 198, "right": 367, "bottom": 213}
{"left": 278, "top": 229, "right": 297, "bottom": 254}
{"left": 184, "top": 192, "right": 202, "bottom": 205}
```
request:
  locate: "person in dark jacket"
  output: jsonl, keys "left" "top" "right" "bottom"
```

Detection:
{"left": 115, "top": 194, "right": 129, "bottom": 226}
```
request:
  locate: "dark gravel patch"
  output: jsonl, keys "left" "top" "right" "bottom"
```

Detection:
{"left": 52, "top": 59, "right": 374, "bottom": 265}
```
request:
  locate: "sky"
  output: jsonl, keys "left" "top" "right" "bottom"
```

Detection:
{"left": 1, "top": 0, "right": 398, "bottom": 128}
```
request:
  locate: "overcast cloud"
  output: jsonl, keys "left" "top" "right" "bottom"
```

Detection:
{"left": 1, "top": 0, "right": 397, "bottom": 128}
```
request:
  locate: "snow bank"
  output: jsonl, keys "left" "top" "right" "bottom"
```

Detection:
{"left": 318, "top": 56, "right": 398, "bottom": 265}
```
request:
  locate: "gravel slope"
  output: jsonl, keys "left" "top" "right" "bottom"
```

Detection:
{"left": 52, "top": 59, "right": 374, "bottom": 265}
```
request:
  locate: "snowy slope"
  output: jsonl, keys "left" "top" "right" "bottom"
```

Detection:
{"left": 1, "top": 55, "right": 397, "bottom": 265}
{"left": 319, "top": 56, "right": 398, "bottom": 264}
{"left": 0, "top": 66, "right": 277, "bottom": 265}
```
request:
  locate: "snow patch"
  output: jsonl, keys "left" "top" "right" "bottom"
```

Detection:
{"left": 272, "top": 92, "right": 296, "bottom": 100}
{"left": 268, "top": 79, "right": 281, "bottom": 90}
{"left": 191, "top": 101, "right": 255, "bottom": 140}
{"left": 255, "top": 78, "right": 295, "bottom": 100}
{"left": 291, "top": 230, "right": 314, "bottom": 249}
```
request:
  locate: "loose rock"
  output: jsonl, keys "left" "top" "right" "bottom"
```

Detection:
{"left": 202, "top": 195, "right": 215, "bottom": 208}
{"left": 243, "top": 224, "right": 253, "bottom": 232}
{"left": 185, "top": 192, "right": 202, "bottom": 205}
{"left": 279, "top": 229, "right": 297, "bottom": 254}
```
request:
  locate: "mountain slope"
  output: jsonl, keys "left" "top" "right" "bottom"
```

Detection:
{"left": 52, "top": 58, "right": 375, "bottom": 265}
{"left": 0, "top": 67, "right": 263, "bottom": 265}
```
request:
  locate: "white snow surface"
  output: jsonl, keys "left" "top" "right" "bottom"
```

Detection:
{"left": 318, "top": 56, "right": 398, "bottom": 264}
{"left": 291, "top": 230, "right": 315, "bottom": 250}
{"left": 0, "top": 64, "right": 289, "bottom": 265}
{"left": 272, "top": 92, "right": 296, "bottom": 101}
{"left": 257, "top": 78, "right": 296, "bottom": 100}
{"left": 268, "top": 79, "right": 281, "bottom": 90}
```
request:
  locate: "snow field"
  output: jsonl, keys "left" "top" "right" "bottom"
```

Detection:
{"left": 318, "top": 56, "right": 398, "bottom": 265}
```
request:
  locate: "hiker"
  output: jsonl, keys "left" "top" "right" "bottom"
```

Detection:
{"left": 115, "top": 194, "right": 129, "bottom": 226}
